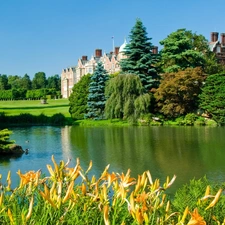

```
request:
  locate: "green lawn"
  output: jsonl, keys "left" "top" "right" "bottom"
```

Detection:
{"left": 0, "top": 99, "right": 71, "bottom": 117}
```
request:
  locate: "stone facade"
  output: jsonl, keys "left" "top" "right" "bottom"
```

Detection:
{"left": 61, "top": 40, "right": 127, "bottom": 98}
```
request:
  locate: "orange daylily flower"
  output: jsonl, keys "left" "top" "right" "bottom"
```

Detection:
{"left": 17, "top": 170, "right": 41, "bottom": 186}
{"left": 187, "top": 208, "right": 206, "bottom": 225}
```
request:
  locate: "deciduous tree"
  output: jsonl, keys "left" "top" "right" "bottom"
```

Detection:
{"left": 32, "top": 72, "right": 47, "bottom": 89}
{"left": 69, "top": 74, "right": 91, "bottom": 120}
{"left": 105, "top": 74, "right": 151, "bottom": 121}
{"left": 21, "top": 74, "right": 32, "bottom": 90}
{"left": 154, "top": 67, "right": 205, "bottom": 118}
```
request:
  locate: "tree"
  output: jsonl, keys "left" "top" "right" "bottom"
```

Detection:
{"left": 160, "top": 29, "right": 207, "bottom": 73}
{"left": 8, "top": 75, "right": 22, "bottom": 89}
{"left": 47, "top": 74, "right": 61, "bottom": 91}
{"left": 32, "top": 72, "right": 47, "bottom": 89}
{"left": 199, "top": 73, "right": 225, "bottom": 125}
{"left": 154, "top": 67, "right": 205, "bottom": 118}
{"left": 69, "top": 74, "right": 91, "bottom": 120}
{"left": 105, "top": 74, "right": 151, "bottom": 121}
{"left": 20, "top": 74, "right": 32, "bottom": 90}
{"left": 0, "top": 129, "right": 14, "bottom": 151}
{"left": 120, "top": 18, "right": 160, "bottom": 92}
{"left": 85, "top": 62, "right": 109, "bottom": 119}
{"left": 0, "top": 74, "right": 9, "bottom": 90}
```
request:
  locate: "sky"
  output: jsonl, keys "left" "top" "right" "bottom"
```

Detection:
{"left": 1, "top": 0, "right": 225, "bottom": 78}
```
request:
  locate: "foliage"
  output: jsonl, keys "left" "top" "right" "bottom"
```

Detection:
{"left": 105, "top": 74, "right": 152, "bottom": 122}
{"left": 154, "top": 67, "right": 205, "bottom": 118}
{"left": 120, "top": 18, "right": 160, "bottom": 92}
{"left": 0, "top": 74, "right": 9, "bottom": 90}
{"left": 86, "top": 63, "right": 109, "bottom": 120}
{"left": 69, "top": 74, "right": 91, "bottom": 120}
{"left": 203, "top": 51, "right": 225, "bottom": 75}
{"left": 74, "top": 119, "right": 130, "bottom": 127}
{"left": 0, "top": 113, "right": 67, "bottom": 126}
{"left": 0, "top": 156, "right": 177, "bottom": 225}
{"left": 199, "top": 73, "right": 225, "bottom": 125}
{"left": 172, "top": 177, "right": 225, "bottom": 224}
{"left": 0, "top": 129, "right": 15, "bottom": 151}
{"left": 21, "top": 73, "right": 32, "bottom": 90}
{"left": 0, "top": 157, "right": 224, "bottom": 224}
{"left": 46, "top": 74, "right": 61, "bottom": 91}
{"left": 32, "top": 72, "right": 47, "bottom": 89}
{"left": 159, "top": 29, "right": 208, "bottom": 73}
{"left": 183, "top": 113, "right": 198, "bottom": 126}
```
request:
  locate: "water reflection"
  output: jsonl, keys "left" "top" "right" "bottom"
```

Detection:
{"left": 1, "top": 126, "right": 225, "bottom": 193}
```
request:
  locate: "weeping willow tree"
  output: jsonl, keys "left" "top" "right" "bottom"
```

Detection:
{"left": 105, "top": 74, "right": 152, "bottom": 122}
{"left": 0, "top": 129, "right": 15, "bottom": 151}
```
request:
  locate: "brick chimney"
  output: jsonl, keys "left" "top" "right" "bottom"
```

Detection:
{"left": 152, "top": 46, "right": 158, "bottom": 54}
{"left": 95, "top": 49, "right": 102, "bottom": 57}
{"left": 82, "top": 56, "right": 88, "bottom": 61}
{"left": 115, "top": 47, "right": 120, "bottom": 55}
{"left": 221, "top": 33, "right": 225, "bottom": 46}
{"left": 211, "top": 32, "right": 219, "bottom": 42}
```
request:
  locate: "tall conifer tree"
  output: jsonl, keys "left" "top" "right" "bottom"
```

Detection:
{"left": 85, "top": 62, "right": 109, "bottom": 119}
{"left": 120, "top": 19, "right": 159, "bottom": 92}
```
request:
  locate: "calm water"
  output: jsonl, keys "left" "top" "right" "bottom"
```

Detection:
{"left": 1, "top": 126, "right": 225, "bottom": 193}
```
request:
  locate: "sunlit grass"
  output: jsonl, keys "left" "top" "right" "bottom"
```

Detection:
{"left": 0, "top": 99, "right": 70, "bottom": 117}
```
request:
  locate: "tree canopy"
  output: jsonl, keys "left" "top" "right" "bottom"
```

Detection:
{"left": 69, "top": 74, "right": 91, "bottom": 120}
{"left": 199, "top": 73, "right": 225, "bottom": 125}
{"left": 32, "top": 72, "right": 47, "bottom": 89}
{"left": 154, "top": 67, "right": 205, "bottom": 118}
{"left": 85, "top": 62, "right": 109, "bottom": 119}
{"left": 120, "top": 18, "right": 160, "bottom": 92}
{"left": 160, "top": 29, "right": 208, "bottom": 73}
{"left": 105, "top": 74, "right": 151, "bottom": 121}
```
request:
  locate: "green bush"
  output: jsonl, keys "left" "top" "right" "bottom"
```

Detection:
{"left": 183, "top": 113, "right": 198, "bottom": 126}
{"left": 172, "top": 177, "right": 225, "bottom": 223}
{"left": 194, "top": 117, "right": 206, "bottom": 126}
{"left": 50, "top": 113, "right": 66, "bottom": 125}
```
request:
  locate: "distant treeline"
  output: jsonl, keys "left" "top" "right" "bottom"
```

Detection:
{"left": 0, "top": 72, "right": 61, "bottom": 100}
{"left": 0, "top": 88, "right": 61, "bottom": 100}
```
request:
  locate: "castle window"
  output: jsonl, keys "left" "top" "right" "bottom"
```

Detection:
{"left": 217, "top": 46, "right": 221, "bottom": 53}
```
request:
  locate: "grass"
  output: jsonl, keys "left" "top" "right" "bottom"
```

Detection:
{"left": 0, "top": 99, "right": 70, "bottom": 117}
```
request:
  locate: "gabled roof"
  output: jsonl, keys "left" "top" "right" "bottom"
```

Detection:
{"left": 209, "top": 41, "right": 219, "bottom": 51}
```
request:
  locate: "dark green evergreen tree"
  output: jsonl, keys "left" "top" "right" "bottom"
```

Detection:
{"left": 120, "top": 18, "right": 160, "bottom": 92}
{"left": 69, "top": 74, "right": 91, "bottom": 120}
{"left": 85, "top": 62, "right": 109, "bottom": 119}
{"left": 199, "top": 73, "right": 225, "bottom": 125}
{"left": 160, "top": 29, "right": 208, "bottom": 73}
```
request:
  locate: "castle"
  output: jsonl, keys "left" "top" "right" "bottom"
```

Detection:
{"left": 61, "top": 32, "right": 225, "bottom": 99}
{"left": 209, "top": 32, "right": 225, "bottom": 64}
{"left": 61, "top": 40, "right": 128, "bottom": 98}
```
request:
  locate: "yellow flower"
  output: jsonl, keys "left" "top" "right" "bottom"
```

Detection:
{"left": 206, "top": 188, "right": 222, "bottom": 210}
{"left": 103, "top": 205, "right": 110, "bottom": 225}
{"left": 187, "top": 208, "right": 206, "bottom": 225}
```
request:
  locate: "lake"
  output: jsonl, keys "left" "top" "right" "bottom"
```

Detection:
{"left": 1, "top": 125, "right": 225, "bottom": 194}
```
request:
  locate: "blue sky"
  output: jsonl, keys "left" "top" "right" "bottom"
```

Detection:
{"left": 1, "top": 0, "right": 225, "bottom": 78}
